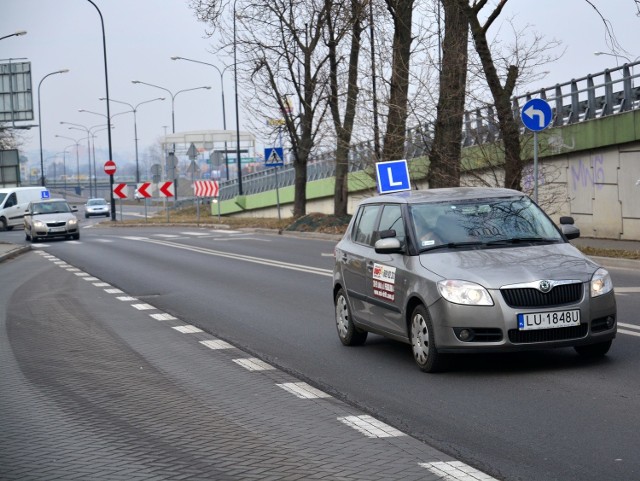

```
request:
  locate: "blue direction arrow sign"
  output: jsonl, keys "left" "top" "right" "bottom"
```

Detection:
{"left": 521, "top": 98, "right": 552, "bottom": 132}
{"left": 375, "top": 160, "right": 411, "bottom": 194}
{"left": 264, "top": 147, "right": 284, "bottom": 167}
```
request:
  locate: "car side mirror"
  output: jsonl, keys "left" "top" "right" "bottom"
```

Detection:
{"left": 559, "top": 216, "right": 580, "bottom": 240}
{"left": 375, "top": 237, "right": 403, "bottom": 254}
{"left": 71, "top": 206, "right": 78, "bottom": 212}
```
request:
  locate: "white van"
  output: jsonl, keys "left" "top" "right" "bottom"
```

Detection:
{"left": 0, "top": 186, "right": 50, "bottom": 231}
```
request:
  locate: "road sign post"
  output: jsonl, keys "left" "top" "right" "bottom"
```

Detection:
{"left": 104, "top": 160, "right": 117, "bottom": 221}
{"left": 265, "top": 147, "right": 284, "bottom": 220}
{"left": 521, "top": 98, "right": 552, "bottom": 203}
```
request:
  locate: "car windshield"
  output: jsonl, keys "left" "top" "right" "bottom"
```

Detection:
{"left": 32, "top": 201, "right": 71, "bottom": 215}
{"left": 87, "top": 199, "right": 107, "bottom": 206}
{"left": 410, "top": 196, "right": 563, "bottom": 252}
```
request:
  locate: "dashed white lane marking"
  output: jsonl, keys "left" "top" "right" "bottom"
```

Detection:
{"left": 74, "top": 272, "right": 89, "bottom": 277}
{"left": 104, "top": 288, "right": 123, "bottom": 294}
{"left": 121, "top": 236, "right": 149, "bottom": 240}
{"left": 66, "top": 267, "right": 80, "bottom": 272}
{"left": 83, "top": 276, "right": 100, "bottom": 281}
{"left": 131, "top": 303, "right": 155, "bottom": 311}
{"left": 233, "top": 358, "right": 275, "bottom": 371}
{"left": 419, "top": 461, "right": 498, "bottom": 481}
{"left": 154, "top": 234, "right": 180, "bottom": 238}
{"left": 277, "top": 382, "right": 331, "bottom": 399}
{"left": 180, "top": 231, "right": 210, "bottom": 236}
{"left": 93, "top": 282, "right": 111, "bottom": 287}
{"left": 615, "top": 287, "right": 640, "bottom": 295}
{"left": 94, "top": 239, "right": 113, "bottom": 242}
{"left": 150, "top": 313, "right": 177, "bottom": 321}
{"left": 619, "top": 322, "right": 640, "bottom": 337}
{"left": 54, "top": 261, "right": 66, "bottom": 265}
{"left": 116, "top": 296, "right": 137, "bottom": 301}
{"left": 172, "top": 325, "right": 203, "bottom": 334}
{"left": 337, "top": 415, "right": 404, "bottom": 438}
{"left": 200, "top": 339, "right": 234, "bottom": 350}
{"left": 66, "top": 241, "right": 82, "bottom": 244}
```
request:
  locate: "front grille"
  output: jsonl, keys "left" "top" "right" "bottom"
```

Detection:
{"left": 501, "top": 283, "right": 582, "bottom": 308}
{"left": 46, "top": 221, "right": 66, "bottom": 227}
{"left": 508, "top": 324, "right": 588, "bottom": 343}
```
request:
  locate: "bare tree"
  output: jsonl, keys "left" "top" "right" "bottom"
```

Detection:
{"left": 427, "top": 0, "right": 468, "bottom": 188}
{"left": 380, "top": 0, "right": 415, "bottom": 163}
{"left": 192, "top": 0, "right": 331, "bottom": 217}
{"left": 327, "top": 0, "right": 366, "bottom": 216}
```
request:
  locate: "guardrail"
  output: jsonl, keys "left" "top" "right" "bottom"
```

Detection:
{"left": 204, "top": 61, "right": 640, "bottom": 201}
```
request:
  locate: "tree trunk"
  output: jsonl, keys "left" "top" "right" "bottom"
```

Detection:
{"left": 460, "top": 0, "right": 522, "bottom": 190}
{"left": 331, "top": 0, "right": 363, "bottom": 216}
{"left": 427, "top": 0, "right": 468, "bottom": 188}
{"left": 381, "top": 0, "right": 414, "bottom": 162}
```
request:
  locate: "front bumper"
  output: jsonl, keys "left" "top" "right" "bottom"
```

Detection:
{"left": 428, "top": 284, "right": 617, "bottom": 353}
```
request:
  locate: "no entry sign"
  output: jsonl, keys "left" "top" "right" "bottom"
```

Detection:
{"left": 104, "top": 160, "right": 116, "bottom": 176}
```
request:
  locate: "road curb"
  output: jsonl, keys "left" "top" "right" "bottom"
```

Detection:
{"left": 0, "top": 243, "right": 31, "bottom": 263}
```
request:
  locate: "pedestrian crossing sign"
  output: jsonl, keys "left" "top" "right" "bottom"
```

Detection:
{"left": 264, "top": 147, "right": 284, "bottom": 167}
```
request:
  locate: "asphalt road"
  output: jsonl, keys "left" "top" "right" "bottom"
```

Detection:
{"left": 2, "top": 223, "right": 640, "bottom": 481}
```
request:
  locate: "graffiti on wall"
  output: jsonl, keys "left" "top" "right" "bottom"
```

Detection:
{"left": 570, "top": 155, "right": 605, "bottom": 191}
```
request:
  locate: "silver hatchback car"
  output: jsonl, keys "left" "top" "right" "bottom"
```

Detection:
{"left": 333, "top": 188, "right": 616, "bottom": 372}
{"left": 24, "top": 198, "right": 80, "bottom": 242}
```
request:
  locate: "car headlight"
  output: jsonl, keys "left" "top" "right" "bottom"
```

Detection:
{"left": 68, "top": 218, "right": 78, "bottom": 226}
{"left": 437, "top": 280, "right": 494, "bottom": 306}
{"left": 591, "top": 268, "right": 613, "bottom": 297}
{"left": 33, "top": 220, "right": 46, "bottom": 228}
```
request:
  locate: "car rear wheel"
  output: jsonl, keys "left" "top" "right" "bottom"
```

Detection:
{"left": 574, "top": 340, "right": 612, "bottom": 358}
{"left": 335, "top": 288, "right": 367, "bottom": 346}
{"left": 410, "top": 305, "right": 445, "bottom": 373}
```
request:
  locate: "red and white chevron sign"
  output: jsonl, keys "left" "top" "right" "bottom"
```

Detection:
{"left": 193, "top": 180, "right": 219, "bottom": 197}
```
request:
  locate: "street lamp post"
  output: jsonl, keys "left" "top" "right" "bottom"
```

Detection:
{"left": 132, "top": 81, "right": 211, "bottom": 199}
{"left": 233, "top": 0, "right": 243, "bottom": 195}
{"left": 0, "top": 30, "right": 27, "bottom": 41}
{"left": 37, "top": 69, "right": 69, "bottom": 186}
{"left": 85, "top": 0, "right": 115, "bottom": 220}
{"left": 55, "top": 135, "right": 82, "bottom": 191}
{"left": 171, "top": 56, "right": 232, "bottom": 180}
{"left": 60, "top": 121, "right": 109, "bottom": 197}
{"left": 98, "top": 97, "right": 165, "bottom": 183}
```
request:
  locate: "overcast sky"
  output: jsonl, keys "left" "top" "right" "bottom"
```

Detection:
{"left": 2, "top": 0, "right": 638, "bottom": 169}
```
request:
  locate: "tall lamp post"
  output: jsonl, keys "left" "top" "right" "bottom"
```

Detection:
{"left": 131, "top": 81, "right": 211, "bottom": 199}
{"left": 233, "top": 0, "right": 243, "bottom": 195}
{"left": 85, "top": 0, "right": 115, "bottom": 220}
{"left": 98, "top": 96, "right": 165, "bottom": 183}
{"left": 171, "top": 56, "right": 232, "bottom": 180}
{"left": 37, "top": 69, "right": 69, "bottom": 186}
{"left": 0, "top": 30, "right": 27, "bottom": 41}
{"left": 55, "top": 135, "right": 82, "bottom": 191}
{"left": 60, "top": 121, "right": 109, "bottom": 197}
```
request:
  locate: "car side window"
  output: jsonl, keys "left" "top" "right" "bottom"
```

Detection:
{"left": 378, "top": 204, "right": 405, "bottom": 244}
{"left": 5, "top": 193, "right": 16, "bottom": 208}
{"left": 353, "top": 205, "right": 381, "bottom": 246}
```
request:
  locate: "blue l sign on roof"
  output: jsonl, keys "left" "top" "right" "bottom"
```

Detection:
{"left": 41, "top": 189, "right": 50, "bottom": 199}
{"left": 521, "top": 98, "right": 552, "bottom": 132}
{"left": 264, "top": 147, "right": 284, "bottom": 167}
{"left": 376, "top": 160, "right": 411, "bottom": 194}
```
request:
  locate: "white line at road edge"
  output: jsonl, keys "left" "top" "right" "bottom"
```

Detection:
{"left": 419, "top": 461, "right": 499, "bottom": 481}
{"left": 132, "top": 237, "right": 333, "bottom": 277}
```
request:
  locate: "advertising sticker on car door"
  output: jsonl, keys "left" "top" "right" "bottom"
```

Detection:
{"left": 372, "top": 263, "right": 396, "bottom": 301}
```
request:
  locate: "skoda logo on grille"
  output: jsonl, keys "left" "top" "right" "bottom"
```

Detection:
{"left": 539, "top": 280, "right": 552, "bottom": 293}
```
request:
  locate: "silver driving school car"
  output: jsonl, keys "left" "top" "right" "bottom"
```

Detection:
{"left": 333, "top": 188, "right": 616, "bottom": 372}
{"left": 24, "top": 198, "right": 80, "bottom": 242}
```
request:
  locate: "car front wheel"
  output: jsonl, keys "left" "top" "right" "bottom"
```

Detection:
{"left": 410, "top": 305, "right": 445, "bottom": 373}
{"left": 335, "top": 288, "right": 367, "bottom": 346}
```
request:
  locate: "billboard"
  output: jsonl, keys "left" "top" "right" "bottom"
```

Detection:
{"left": 0, "top": 61, "right": 34, "bottom": 123}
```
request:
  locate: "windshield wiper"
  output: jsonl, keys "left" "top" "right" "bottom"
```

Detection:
{"left": 485, "top": 237, "right": 557, "bottom": 246}
{"left": 420, "top": 241, "right": 484, "bottom": 252}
